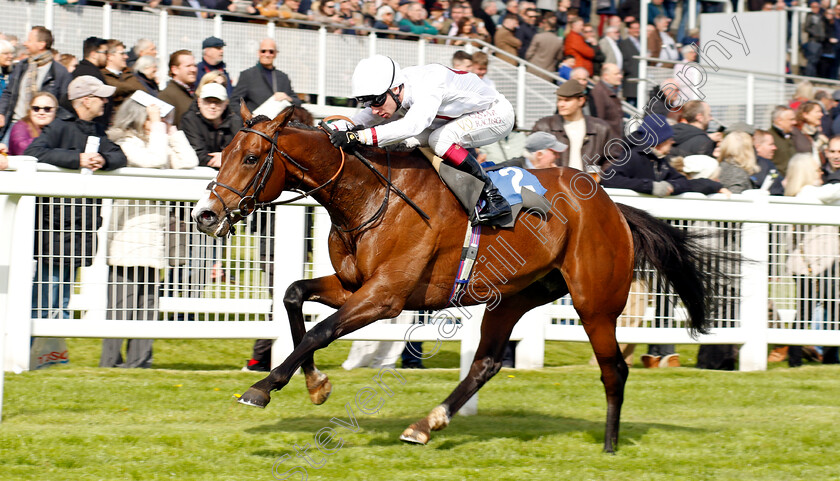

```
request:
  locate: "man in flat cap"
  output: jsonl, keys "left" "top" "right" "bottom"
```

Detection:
{"left": 531, "top": 79, "right": 620, "bottom": 171}
{"left": 489, "top": 131, "right": 568, "bottom": 170}
{"left": 196, "top": 36, "right": 233, "bottom": 97}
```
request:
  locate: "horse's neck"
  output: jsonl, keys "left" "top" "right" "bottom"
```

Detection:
{"left": 304, "top": 142, "right": 434, "bottom": 230}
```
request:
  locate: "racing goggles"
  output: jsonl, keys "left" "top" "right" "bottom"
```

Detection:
{"left": 356, "top": 92, "right": 389, "bottom": 108}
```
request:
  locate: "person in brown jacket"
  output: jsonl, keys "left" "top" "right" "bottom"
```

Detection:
{"left": 494, "top": 13, "right": 521, "bottom": 65}
{"left": 159, "top": 50, "right": 197, "bottom": 127}
{"left": 589, "top": 63, "right": 624, "bottom": 138}
{"left": 101, "top": 39, "right": 145, "bottom": 119}
{"left": 531, "top": 80, "right": 621, "bottom": 171}
{"left": 525, "top": 13, "right": 564, "bottom": 81}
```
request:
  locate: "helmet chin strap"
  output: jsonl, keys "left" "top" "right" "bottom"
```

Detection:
{"left": 388, "top": 85, "right": 403, "bottom": 112}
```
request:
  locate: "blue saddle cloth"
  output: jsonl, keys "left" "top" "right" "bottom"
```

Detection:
{"left": 486, "top": 167, "right": 548, "bottom": 207}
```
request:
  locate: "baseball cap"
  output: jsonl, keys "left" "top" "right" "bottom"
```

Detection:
{"left": 525, "top": 131, "right": 568, "bottom": 153}
{"left": 832, "top": 89, "right": 840, "bottom": 102}
{"left": 199, "top": 82, "right": 228, "bottom": 101}
{"left": 202, "top": 36, "right": 226, "bottom": 49}
{"left": 68, "top": 75, "right": 116, "bottom": 100}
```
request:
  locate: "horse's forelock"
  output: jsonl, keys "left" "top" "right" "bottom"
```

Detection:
{"left": 245, "top": 115, "right": 271, "bottom": 128}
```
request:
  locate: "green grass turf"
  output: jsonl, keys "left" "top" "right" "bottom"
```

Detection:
{"left": 1, "top": 339, "right": 838, "bottom": 480}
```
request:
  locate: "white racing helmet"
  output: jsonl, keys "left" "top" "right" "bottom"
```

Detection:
{"left": 351, "top": 55, "right": 407, "bottom": 104}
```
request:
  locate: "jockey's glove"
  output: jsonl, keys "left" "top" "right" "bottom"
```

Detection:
{"left": 329, "top": 129, "right": 362, "bottom": 150}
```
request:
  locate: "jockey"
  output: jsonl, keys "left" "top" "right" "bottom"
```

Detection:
{"left": 329, "top": 55, "right": 516, "bottom": 225}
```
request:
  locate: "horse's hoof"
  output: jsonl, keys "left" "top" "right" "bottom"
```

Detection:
{"left": 238, "top": 387, "right": 271, "bottom": 408}
{"left": 308, "top": 378, "right": 332, "bottom": 406}
{"left": 399, "top": 427, "right": 430, "bottom": 445}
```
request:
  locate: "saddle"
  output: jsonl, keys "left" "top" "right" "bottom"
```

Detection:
{"left": 418, "top": 147, "right": 549, "bottom": 228}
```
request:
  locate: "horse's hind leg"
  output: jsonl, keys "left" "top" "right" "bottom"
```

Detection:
{"left": 241, "top": 274, "right": 352, "bottom": 408}
{"left": 401, "top": 280, "right": 565, "bottom": 445}
{"left": 580, "top": 314, "right": 629, "bottom": 453}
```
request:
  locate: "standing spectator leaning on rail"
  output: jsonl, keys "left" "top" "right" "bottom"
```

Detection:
{"left": 159, "top": 49, "right": 198, "bottom": 127}
{"left": 23, "top": 76, "right": 127, "bottom": 322}
{"left": 231, "top": 38, "right": 302, "bottom": 113}
{"left": 8, "top": 92, "right": 57, "bottom": 155}
{"left": 100, "top": 96, "right": 198, "bottom": 369}
{"left": 399, "top": 2, "right": 439, "bottom": 35}
{"left": 0, "top": 26, "right": 70, "bottom": 144}
{"left": 196, "top": 37, "right": 233, "bottom": 98}
{"left": 782, "top": 153, "right": 840, "bottom": 366}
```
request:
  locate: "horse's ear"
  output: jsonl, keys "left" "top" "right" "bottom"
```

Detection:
{"left": 240, "top": 100, "right": 252, "bottom": 123}
{"left": 267, "top": 106, "right": 296, "bottom": 132}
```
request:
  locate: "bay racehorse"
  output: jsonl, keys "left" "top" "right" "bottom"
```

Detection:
{"left": 192, "top": 105, "right": 715, "bottom": 452}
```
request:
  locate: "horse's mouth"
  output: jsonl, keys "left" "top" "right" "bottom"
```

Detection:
{"left": 213, "top": 216, "right": 232, "bottom": 238}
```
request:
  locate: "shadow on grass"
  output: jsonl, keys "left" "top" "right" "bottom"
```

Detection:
{"left": 245, "top": 409, "right": 704, "bottom": 454}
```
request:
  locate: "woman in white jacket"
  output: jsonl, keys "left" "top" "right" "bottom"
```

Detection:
{"left": 782, "top": 153, "right": 840, "bottom": 366}
{"left": 100, "top": 99, "right": 198, "bottom": 368}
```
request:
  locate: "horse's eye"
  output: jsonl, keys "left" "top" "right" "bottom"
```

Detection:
{"left": 244, "top": 154, "right": 258, "bottom": 165}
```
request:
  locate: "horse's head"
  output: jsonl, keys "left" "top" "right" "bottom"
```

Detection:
{"left": 192, "top": 103, "right": 296, "bottom": 237}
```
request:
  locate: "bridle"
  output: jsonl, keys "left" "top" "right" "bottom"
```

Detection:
{"left": 205, "top": 123, "right": 346, "bottom": 235}
{"left": 206, "top": 115, "right": 428, "bottom": 236}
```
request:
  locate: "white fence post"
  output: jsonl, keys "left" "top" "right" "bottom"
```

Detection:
{"left": 44, "top": 0, "right": 54, "bottom": 31}
{"left": 158, "top": 10, "right": 168, "bottom": 88}
{"left": 514, "top": 307, "right": 546, "bottom": 369}
{"left": 270, "top": 205, "right": 306, "bottom": 370}
{"left": 103, "top": 2, "right": 112, "bottom": 39}
{"left": 746, "top": 73, "right": 755, "bottom": 126}
{"left": 458, "top": 305, "right": 484, "bottom": 416}
{"left": 516, "top": 63, "right": 526, "bottom": 130}
{"left": 417, "top": 36, "right": 426, "bottom": 66}
{"left": 317, "top": 26, "right": 328, "bottom": 107}
{"left": 3, "top": 159, "right": 38, "bottom": 373}
{"left": 739, "top": 221, "right": 769, "bottom": 371}
{"left": 213, "top": 14, "right": 223, "bottom": 38}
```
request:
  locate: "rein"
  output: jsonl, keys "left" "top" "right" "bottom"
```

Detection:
{"left": 208, "top": 114, "right": 428, "bottom": 236}
{"left": 206, "top": 124, "right": 346, "bottom": 234}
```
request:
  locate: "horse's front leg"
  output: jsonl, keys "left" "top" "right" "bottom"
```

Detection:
{"left": 238, "top": 278, "right": 407, "bottom": 408}
{"left": 282, "top": 275, "right": 353, "bottom": 406}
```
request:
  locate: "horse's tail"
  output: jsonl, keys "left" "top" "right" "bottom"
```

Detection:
{"left": 616, "top": 203, "right": 718, "bottom": 337}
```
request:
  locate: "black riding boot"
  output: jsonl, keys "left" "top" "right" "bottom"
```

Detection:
{"left": 453, "top": 153, "right": 511, "bottom": 225}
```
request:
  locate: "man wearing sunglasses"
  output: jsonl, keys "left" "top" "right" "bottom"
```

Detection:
{"left": 231, "top": 38, "right": 302, "bottom": 114}
{"left": 329, "top": 55, "right": 515, "bottom": 225}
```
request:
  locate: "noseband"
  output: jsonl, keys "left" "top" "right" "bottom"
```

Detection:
{"left": 205, "top": 125, "right": 345, "bottom": 234}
